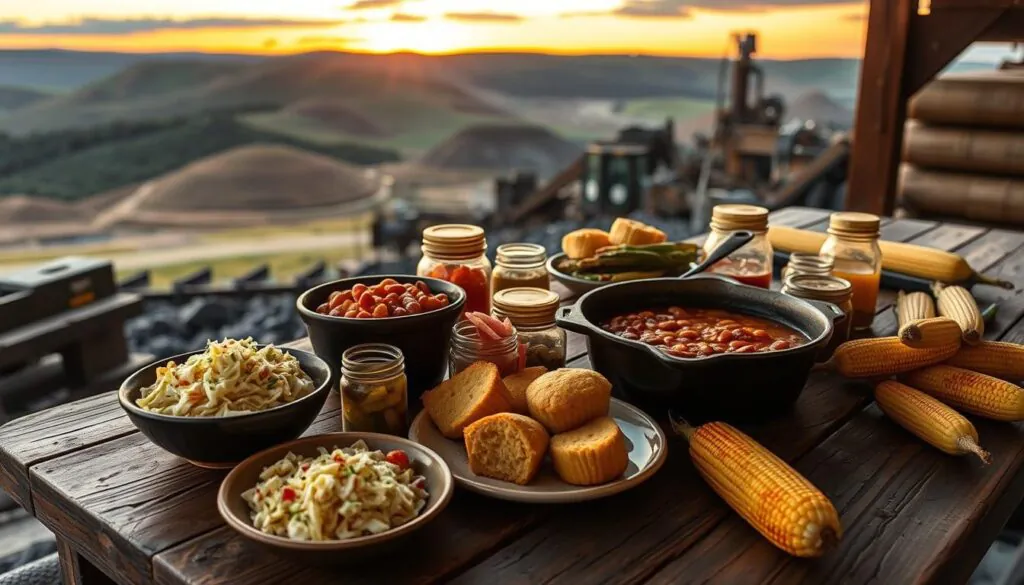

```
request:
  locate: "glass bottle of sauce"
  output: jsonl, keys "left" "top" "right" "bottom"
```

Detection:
{"left": 449, "top": 320, "right": 521, "bottom": 377}
{"left": 492, "top": 287, "right": 566, "bottom": 370}
{"left": 340, "top": 344, "right": 408, "bottom": 436}
{"left": 492, "top": 243, "right": 549, "bottom": 294}
{"left": 417, "top": 224, "right": 492, "bottom": 314}
{"left": 819, "top": 212, "right": 882, "bottom": 330}
{"left": 702, "top": 204, "right": 773, "bottom": 288}
{"left": 781, "top": 274, "right": 853, "bottom": 360}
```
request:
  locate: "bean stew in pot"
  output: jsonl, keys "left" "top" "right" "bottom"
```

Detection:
{"left": 600, "top": 307, "right": 807, "bottom": 358}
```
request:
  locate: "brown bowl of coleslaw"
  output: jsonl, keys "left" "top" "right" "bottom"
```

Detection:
{"left": 218, "top": 432, "right": 453, "bottom": 565}
{"left": 118, "top": 339, "right": 335, "bottom": 468}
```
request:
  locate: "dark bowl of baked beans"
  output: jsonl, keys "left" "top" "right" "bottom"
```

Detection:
{"left": 297, "top": 275, "right": 466, "bottom": 403}
{"left": 556, "top": 274, "right": 844, "bottom": 422}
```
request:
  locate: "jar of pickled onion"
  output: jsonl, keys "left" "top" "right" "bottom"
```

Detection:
{"left": 417, "top": 224, "right": 492, "bottom": 314}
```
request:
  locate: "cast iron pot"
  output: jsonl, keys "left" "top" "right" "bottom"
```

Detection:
{"left": 296, "top": 275, "right": 466, "bottom": 402}
{"left": 556, "top": 274, "right": 843, "bottom": 422}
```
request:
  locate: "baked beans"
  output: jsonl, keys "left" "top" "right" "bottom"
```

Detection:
{"left": 600, "top": 307, "right": 806, "bottom": 358}
{"left": 315, "top": 278, "right": 449, "bottom": 319}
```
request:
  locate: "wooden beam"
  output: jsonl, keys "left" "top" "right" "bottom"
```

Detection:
{"left": 846, "top": 0, "right": 914, "bottom": 216}
{"left": 905, "top": 8, "right": 1009, "bottom": 95}
{"left": 931, "top": 0, "right": 1022, "bottom": 8}
{"left": 981, "top": 9, "right": 1024, "bottom": 41}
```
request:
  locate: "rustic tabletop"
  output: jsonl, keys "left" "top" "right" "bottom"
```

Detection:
{"left": 3, "top": 206, "right": 1024, "bottom": 585}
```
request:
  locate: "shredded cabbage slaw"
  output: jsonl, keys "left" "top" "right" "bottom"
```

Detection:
{"left": 241, "top": 440, "right": 428, "bottom": 541}
{"left": 135, "top": 337, "right": 314, "bottom": 416}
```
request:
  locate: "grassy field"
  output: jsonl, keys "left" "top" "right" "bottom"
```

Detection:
{"left": 198, "top": 214, "right": 374, "bottom": 242}
{"left": 620, "top": 97, "right": 717, "bottom": 121}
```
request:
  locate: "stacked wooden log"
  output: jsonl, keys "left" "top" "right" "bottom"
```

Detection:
{"left": 900, "top": 70, "right": 1024, "bottom": 226}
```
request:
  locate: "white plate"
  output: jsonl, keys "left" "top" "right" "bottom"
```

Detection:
{"left": 408, "top": 398, "right": 668, "bottom": 503}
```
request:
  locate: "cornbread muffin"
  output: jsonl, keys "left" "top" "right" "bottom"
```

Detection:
{"left": 562, "top": 229, "right": 612, "bottom": 259}
{"left": 464, "top": 413, "right": 549, "bottom": 485}
{"left": 608, "top": 218, "right": 667, "bottom": 246}
{"left": 422, "top": 362, "right": 512, "bottom": 439}
{"left": 550, "top": 416, "right": 628, "bottom": 486}
{"left": 526, "top": 368, "right": 611, "bottom": 433}
{"left": 502, "top": 366, "right": 548, "bottom": 414}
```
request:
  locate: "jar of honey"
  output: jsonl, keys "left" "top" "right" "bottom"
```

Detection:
{"left": 819, "top": 212, "right": 882, "bottom": 331}
{"left": 492, "top": 243, "right": 549, "bottom": 294}
{"left": 702, "top": 204, "right": 773, "bottom": 288}
{"left": 417, "top": 224, "right": 492, "bottom": 314}
{"left": 781, "top": 274, "right": 853, "bottom": 359}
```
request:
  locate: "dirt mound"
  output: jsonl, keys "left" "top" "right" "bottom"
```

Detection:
{"left": 418, "top": 124, "right": 581, "bottom": 177}
{"left": 282, "top": 99, "right": 388, "bottom": 137}
{"left": 135, "top": 144, "right": 379, "bottom": 212}
{"left": 787, "top": 90, "right": 854, "bottom": 128}
{"left": 0, "top": 195, "right": 93, "bottom": 223}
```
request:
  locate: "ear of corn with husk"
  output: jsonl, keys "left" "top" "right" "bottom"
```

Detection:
{"left": 874, "top": 380, "right": 990, "bottom": 463}
{"left": 768, "top": 226, "right": 1013, "bottom": 289}
{"left": 827, "top": 337, "right": 960, "bottom": 378}
{"left": 900, "top": 365, "right": 1024, "bottom": 421}
{"left": 898, "top": 317, "right": 963, "bottom": 350}
{"left": 896, "top": 290, "right": 936, "bottom": 329}
{"left": 933, "top": 283, "right": 984, "bottom": 345}
{"left": 945, "top": 341, "right": 1024, "bottom": 381}
{"left": 671, "top": 418, "right": 841, "bottom": 558}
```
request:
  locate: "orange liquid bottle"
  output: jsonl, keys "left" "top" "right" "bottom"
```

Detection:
{"left": 819, "top": 212, "right": 882, "bottom": 331}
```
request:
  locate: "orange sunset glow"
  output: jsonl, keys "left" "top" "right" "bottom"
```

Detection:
{"left": 0, "top": 1, "right": 868, "bottom": 58}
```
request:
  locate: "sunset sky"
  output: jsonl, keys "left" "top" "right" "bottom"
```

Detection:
{"left": 0, "top": 0, "right": 872, "bottom": 58}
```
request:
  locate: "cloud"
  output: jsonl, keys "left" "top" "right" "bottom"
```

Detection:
{"left": 683, "top": 0, "right": 858, "bottom": 8}
{"left": 444, "top": 12, "right": 524, "bottom": 23}
{"left": 0, "top": 17, "right": 345, "bottom": 35}
{"left": 615, "top": 0, "right": 692, "bottom": 18}
{"left": 840, "top": 12, "right": 866, "bottom": 22}
{"left": 296, "top": 35, "right": 360, "bottom": 45}
{"left": 345, "top": 0, "right": 404, "bottom": 9}
{"left": 561, "top": 0, "right": 859, "bottom": 18}
{"left": 391, "top": 13, "right": 426, "bottom": 22}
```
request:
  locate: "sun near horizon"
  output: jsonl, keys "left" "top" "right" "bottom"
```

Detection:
{"left": 0, "top": 1, "right": 869, "bottom": 60}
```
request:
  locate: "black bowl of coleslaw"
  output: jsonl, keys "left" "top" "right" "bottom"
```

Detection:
{"left": 118, "top": 342, "right": 335, "bottom": 468}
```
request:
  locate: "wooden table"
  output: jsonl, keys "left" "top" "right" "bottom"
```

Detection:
{"left": 3, "top": 207, "right": 1024, "bottom": 585}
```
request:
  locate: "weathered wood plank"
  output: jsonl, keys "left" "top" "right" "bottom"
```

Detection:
{"left": 29, "top": 393, "right": 340, "bottom": 585}
{"left": 767, "top": 207, "right": 833, "bottom": 228}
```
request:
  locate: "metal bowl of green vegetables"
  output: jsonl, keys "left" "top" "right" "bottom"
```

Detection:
{"left": 547, "top": 231, "right": 754, "bottom": 295}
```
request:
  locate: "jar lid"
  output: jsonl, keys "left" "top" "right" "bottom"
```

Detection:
{"left": 710, "top": 204, "right": 769, "bottom": 232}
{"left": 496, "top": 243, "right": 546, "bottom": 268}
{"left": 828, "top": 212, "right": 880, "bottom": 239}
{"left": 784, "top": 274, "right": 853, "bottom": 302}
{"left": 422, "top": 224, "right": 486, "bottom": 260}
{"left": 492, "top": 287, "right": 560, "bottom": 327}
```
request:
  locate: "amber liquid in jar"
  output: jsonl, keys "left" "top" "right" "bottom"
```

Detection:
{"left": 831, "top": 266, "right": 880, "bottom": 330}
{"left": 819, "top": 212, "right": 882, "bottom": 331}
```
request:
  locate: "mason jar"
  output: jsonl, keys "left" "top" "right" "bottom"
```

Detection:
{"left": 819, "top": 212, "right": 882, "bottom": 331}
{"left": 492, "top": 243, "right": 549, "bottom": 294}
{"left": 340, "top": 344, "right": 408, "bottom": 436}
{"left": 449, "top": 320, "right": 521, "bottom": 377}
{"left": 492, "top": 287, "right": 566, "bottom": 370}
{"left": 702, "top": 204, "right": 773, "bottom": 289}
{"left": 417, "top": 224, "right": 492, "bottom": 314}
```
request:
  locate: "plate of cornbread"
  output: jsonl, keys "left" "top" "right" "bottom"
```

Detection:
{"left": 409, "top": 362, "right": 667, "bottom": 502}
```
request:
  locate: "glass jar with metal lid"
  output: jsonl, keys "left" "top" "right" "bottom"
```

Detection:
{"left": 492, "top": 287, "right": 566, "bottom": 370}
{"left": 781, "top": 274, "right": 853, "bottom": 359}
{"left": 702, "top": 204, "right": 773, "bottom": 289}
{"left": 449, "top": 319, "right": 521, "bottom": 377}
{"left": 417, "top": 224, "right": 492, "bottom": 314}
{"left": 781, "top": 252, "right": 834, "bottom": 283}
{"left": 340, "top": 344, "right": 408, "bottom": 436}
{"left": 492, "top": 243, "right": 549, "bottom": 294}
{"left": 818, "top": 212, "right": 881, "bottom": 331}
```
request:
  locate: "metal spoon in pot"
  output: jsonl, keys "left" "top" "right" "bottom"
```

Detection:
{"left": 677, "top": 230, "right": 755, "bottom": 280}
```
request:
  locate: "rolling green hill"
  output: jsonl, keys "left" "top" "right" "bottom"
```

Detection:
{"left": 0, "top": 85, "right": 49, "bottom": 111}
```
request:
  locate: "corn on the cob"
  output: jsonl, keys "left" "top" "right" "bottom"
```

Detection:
{"left": 901, "top": 365, "right": 1024, "bottom": 421}
{"left": 896, "top": 290, "right": 936, "bottom": 329}
{"left": 826, "top": 337, "right": 960, "bottom": 378}
{"left": 874, "top": 380, "right": 990, "bottom": 464}
{"left": 933, "top": 283, "right": 984, "bottom": 345}
{"left": 898, "top": 317, "right": 963, "bottom": 350}
{"left": 768, "top": 226, "right": 1013, "bottom": 289}
{"left": 946, "top": 341, "right": 1024, "bottom": 381}
{"left": 670, "top": 418, "right": 841, "bottom": 557}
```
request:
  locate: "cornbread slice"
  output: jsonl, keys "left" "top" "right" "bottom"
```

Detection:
{"left": 422, "top": 362, "right": 512, "bottom": 439}
{"left": 562, "top": 229, "right": 612, "bottom": 259}
{"left": 608, "top": 218, "right": 667, "bottom": 246}
{"left": 502, "top": 366, "right": 547, "bottom": 414}
{"left": 526, "top": 368, "right": 611, "bottom": 433}
{"left": 464, "top": 413, "right": 549, "bottom": 485}
{"left": 550, "top": 416, "right": 628, "bottom": 486}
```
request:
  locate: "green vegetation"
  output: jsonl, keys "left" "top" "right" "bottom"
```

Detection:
{"left": 620, "top": 97, "right": 717, "bottom": 121}
{"left": 0, "top": 108, "right": 401, "bottom": 201}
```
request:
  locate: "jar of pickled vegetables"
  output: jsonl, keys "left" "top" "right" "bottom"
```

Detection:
{"left": 449, "top": 320, "right": 521, "bottom": 377}
{"left": 418, "top": 224, "right": 492, "bottom": 314}
{"left": 702, "top": 204, "right": 773, "bottom": 289}
{"left": 493, "top": 287, "right": 566, "bottom": 370}
{"left": 492, "top": 243, "right": 549, "bottom": 294}
{"left": 781, "top": 252, "right": 834, "bottom": 283}
{"left": 819, "top": 212, "right": 882, "bottom": 331}
{"left": 781, "top": 274, "right": 853, "bottom": 359}
{"left": 340, "top": 344, "right": 408, "bottom": 436}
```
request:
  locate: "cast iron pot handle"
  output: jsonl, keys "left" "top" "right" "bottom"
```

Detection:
{"left": 679, "top": 230, "right": 754, "bottom": 279}
{"left": 556, "top": 304, "right": 593, "bottom": 335}
{"left": 806, "top": 299, "right": 845, "bottom": 323}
